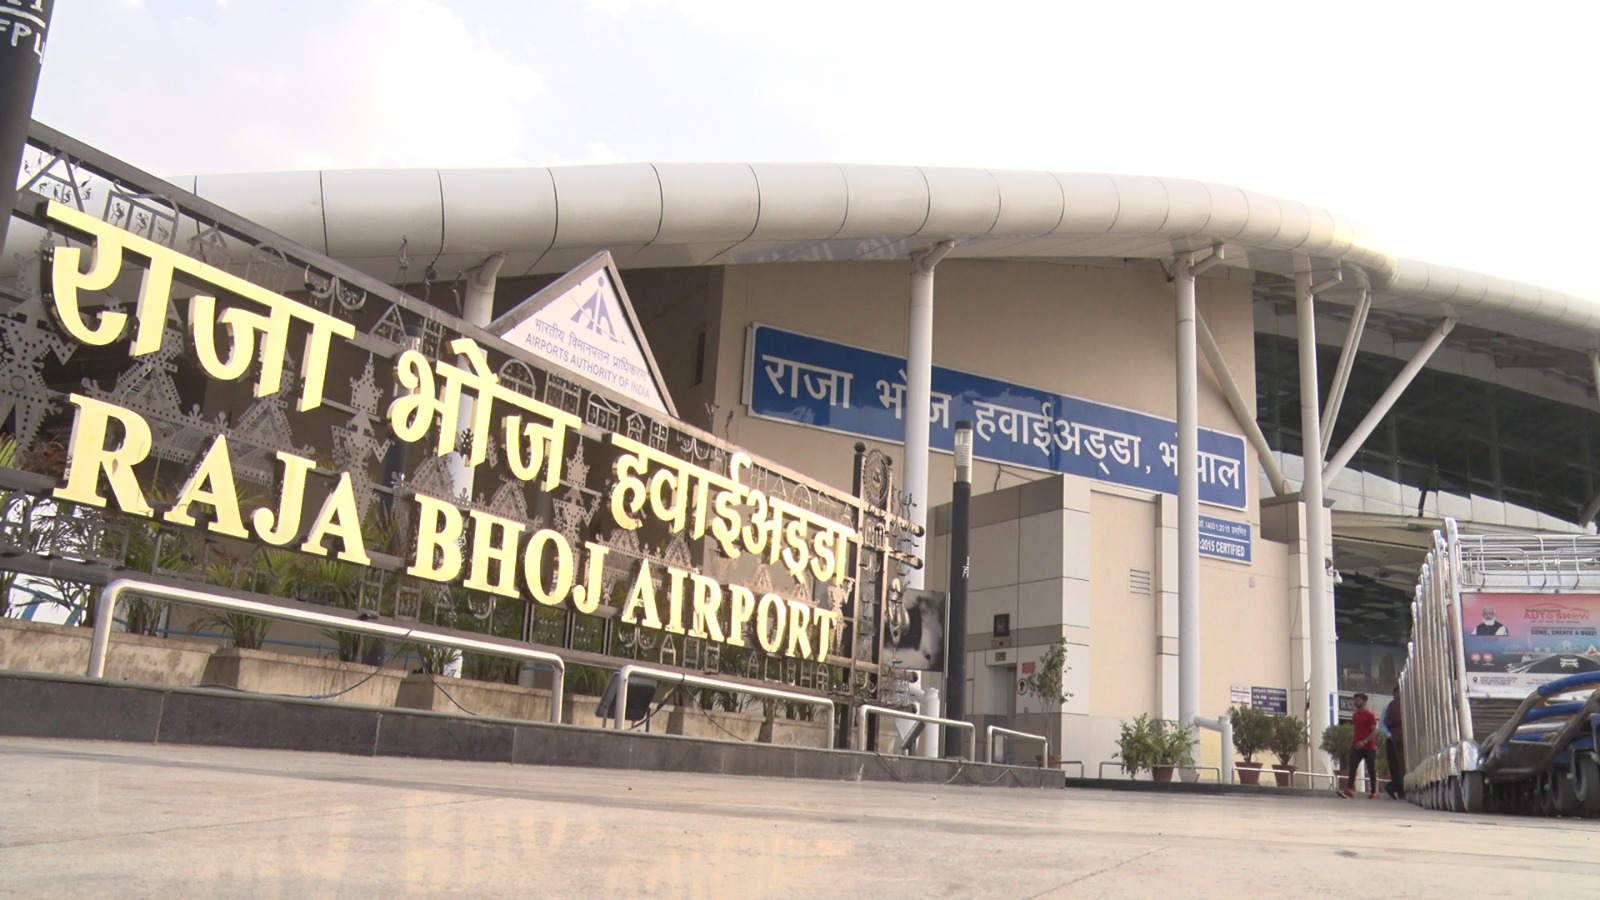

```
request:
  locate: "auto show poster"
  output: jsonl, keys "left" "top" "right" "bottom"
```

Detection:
{"left": 1461, "top": 592, "right": 1600, "bottom": 697}
{"left": 746, "top": 325, "right": 1249, "bottom": 509}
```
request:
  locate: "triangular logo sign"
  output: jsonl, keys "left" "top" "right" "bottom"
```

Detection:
{"left": 490, "top": 253, "right": 674, "bottom": 416}
{"left": 571, "top": 288, "right": 619, "bottom": 342}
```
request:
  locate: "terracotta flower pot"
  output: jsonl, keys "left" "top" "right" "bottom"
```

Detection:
{"left": 1236, "top": 761, "right": 1264, "bottom": 785}
{"left": 1272, "top": 764, "right": 1296, "bottom": 787}
{"left": 1153, "top": 765, "right": 1176, "bottom": 783}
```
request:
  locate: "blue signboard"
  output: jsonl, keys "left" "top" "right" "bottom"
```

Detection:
{"left": 1199, "top": 515, "right": 1252, "bottom": 563}
{"left": 747, "top": 325, "right": 1249, "bottom": 509}
{"left": 1250, "top": 686, "right": 1288, "bottom": 715}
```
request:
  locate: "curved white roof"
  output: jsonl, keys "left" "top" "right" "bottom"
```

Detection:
{"left": 172, "top": 163, "right": 1599, "bottom": 353}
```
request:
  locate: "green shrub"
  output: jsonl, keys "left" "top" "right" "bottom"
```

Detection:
{"left": 1116, "top": 714, "right": 1196, "bottom": 777}
{"left": 1228, "top": 706, "right": 1276, "bottom": 764}
{"left": 1268, "top": 715, "right": 1309, "bottom": 766}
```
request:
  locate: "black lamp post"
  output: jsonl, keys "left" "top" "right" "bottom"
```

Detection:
{"left": 944, "top": 420, "right": 972, "bottom": 758}
{"left": 0, "top": 0, "right": 53, "bottom": 259}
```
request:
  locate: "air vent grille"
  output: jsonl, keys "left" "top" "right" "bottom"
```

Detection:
{"left": 1129, "top": 568, "right": 1153, "bottom": 596}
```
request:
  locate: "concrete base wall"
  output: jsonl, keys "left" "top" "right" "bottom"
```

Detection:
{"left": 0, "top": 619, "right": 215, "bottom": 686}
{"left": 395, "top": 673, "right": 554, "bottom": 722}
{"left": 202, "top": 647, "right": 405, "bottom": 707}
{"left": 0, "top": 671, "right": 1063, "bottom": 789}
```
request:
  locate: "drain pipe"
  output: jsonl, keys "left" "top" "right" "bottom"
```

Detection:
{"left": 464, "top": 253, "right": 506, "bottom": 328}
{"left": 1193, "top": 712, "right": 1234, "bottom": 785}
{"left": 903, "top": 240, "right": 955, "bottom": 588}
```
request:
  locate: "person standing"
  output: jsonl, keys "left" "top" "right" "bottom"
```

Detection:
{"left": 1381, "top": 693, "right": 1404, "bottom": 799}
{"left": 1343, "top": 693, "right": 1379, "bottom": 799}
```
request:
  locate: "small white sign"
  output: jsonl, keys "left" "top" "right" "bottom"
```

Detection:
{"left": 494, "top": 256, "right": 671, "bottom": 414}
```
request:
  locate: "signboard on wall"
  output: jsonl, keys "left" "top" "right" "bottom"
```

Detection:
{"left": 745, "top": 325, "right": 1249, "bottom": 509}
{"left": 1199, "top": 515, "right": 1252, "bottom": 564}
{"left": 1461, "top": 592, "right": 1600, "bottom": 698}
{"left": 1250, "top": 686, "right": 1288, "bottom": 715}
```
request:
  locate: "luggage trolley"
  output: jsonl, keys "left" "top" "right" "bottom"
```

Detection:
{"left": 1397, "top": 519, "right": 1600, "bottom": 817}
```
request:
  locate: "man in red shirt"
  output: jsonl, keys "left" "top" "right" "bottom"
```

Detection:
{"left": 1343, "top": 693, "right": 1380, "bottom": 799}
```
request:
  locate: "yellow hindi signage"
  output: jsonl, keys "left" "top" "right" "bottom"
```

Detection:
{"left": 39, "top": 200, "right": 852, "bottom": 663}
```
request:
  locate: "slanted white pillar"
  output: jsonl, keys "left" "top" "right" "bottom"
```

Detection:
{"left": 1197, "top": 314, "right": 1289, "bottom": 496}
{"left": 1322, "top": 316, "right": 1457, "bottom": 488}
{"left": 904, "top": 241, "right": 954, "bottom": 588}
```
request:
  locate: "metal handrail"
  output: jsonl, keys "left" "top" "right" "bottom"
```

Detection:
{"left": 1100, "top": 760, "right": 1223, "bottom": 782}
{"left": 855, "top": 704, "right": 976, "bottom": 761}
{"left": 1292, "top": 769, "right": 1339, "bottom": 789}
{"left": 613, "top": 664, "right": 835, "bottom": 749}
{"left": 985, "top": 725, "right": 1048, "bottom": 766}
{"left": 86, "top": 578, "right": 567, "bottom": 724}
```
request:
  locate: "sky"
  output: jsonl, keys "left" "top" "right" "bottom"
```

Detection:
{"left": 28, "top": 0, "right": 1600, "bottom": 299}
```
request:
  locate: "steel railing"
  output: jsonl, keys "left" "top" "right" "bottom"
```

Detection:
{"left": 86, "top": 578, "right": 567, "bottom": 724}
{"left": 1099, "top": 760, "right": 1224, "bottom": 783}
{"left": 610, "top": 664, "right": 836, "bottom": 749}
{"left": 854, "top": 704, "right": 976, "bottom": 761}
{"left": 985, "top": 725, "right": 1048, "bottom": 766}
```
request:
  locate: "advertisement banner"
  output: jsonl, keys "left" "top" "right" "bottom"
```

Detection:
{"left": 747, "top": 325, "right": 1249, "bottom": 509}
{"left": 1461, "top": 592, "right": 1600, "bottom": 698}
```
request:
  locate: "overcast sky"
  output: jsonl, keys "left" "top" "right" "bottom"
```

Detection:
{"left": 30, "top": 0, "right": 1600, "bottom": 298}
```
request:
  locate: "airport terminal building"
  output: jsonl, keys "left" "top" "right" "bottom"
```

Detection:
{"left": 6, "top": 126, "right": 1600, "bottom": 773}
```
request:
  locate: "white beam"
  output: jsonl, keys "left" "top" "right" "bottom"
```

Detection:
{"left": 1319, "top": 278, "right": 1372, "bottom": 456}
{"left": 1197, "top": 313, "right": 1289, "bottom": 496}
{"left": 1322, "top": 317, "right": 1457, "bottom": 489}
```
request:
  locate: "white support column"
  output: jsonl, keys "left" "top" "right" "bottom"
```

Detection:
{"left": 439, "top": 254, "right": 506, "bottom": 679}
{"left": 447, "top": 253, "right": 507, "bottom": 504}
{"left": 1296, "top": 262, "right": 1336, "bottom": 776}
{"left": 1322, "top": 317, "right": 1456, "bottom": 488}
{"left": 904, "top": 241, "right": 954, "bottom": 588}
{"left": 1174, "top": 253, "right": 1202, "bottom": 770}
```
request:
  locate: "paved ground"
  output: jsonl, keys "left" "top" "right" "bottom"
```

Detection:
{"left": 2, "top": 737, "right": 1597, "bottom": 897}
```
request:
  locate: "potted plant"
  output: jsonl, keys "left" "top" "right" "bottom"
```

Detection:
{"left": 1320, "top": 722, "right": 1354, "bottom": 792}
{"left": 1228, "top": 706, "right": 1275, "bottom": 784}
{"left": 1116, "top": 714, "right": 1196, "bottom": 781}
{"left": 1020, "top": 640, "right": 1072, "bottom": 767}
{"left": 1268, "top": 715, "right": 1309, "bottom": 786}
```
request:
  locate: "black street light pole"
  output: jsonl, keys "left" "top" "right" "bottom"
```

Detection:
{"left": 943, "top": 420, "right": 972, "bottom": 758}
{"left": 0, "top": 0, "right": 53, "bottom": 260}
